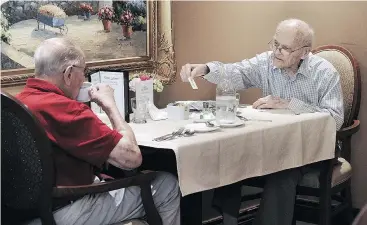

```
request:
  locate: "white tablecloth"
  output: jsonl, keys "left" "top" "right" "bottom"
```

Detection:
{"left": 97, "top": 106, "right": 336, "bottom": 196}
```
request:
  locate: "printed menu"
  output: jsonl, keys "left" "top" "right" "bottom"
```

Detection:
{"left": 135, "top": 79, "right": 153, "bottom": 103}
{"left": 90, "top": 71, "right": 125, "bottom": 118}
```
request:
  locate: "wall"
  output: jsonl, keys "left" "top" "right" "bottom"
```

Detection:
{"left": 157, "top": 1, "right": 367, "bottom": 208}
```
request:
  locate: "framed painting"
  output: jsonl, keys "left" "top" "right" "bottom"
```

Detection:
{"left": 0, "top": 0, "right": 176, "bottom": 88}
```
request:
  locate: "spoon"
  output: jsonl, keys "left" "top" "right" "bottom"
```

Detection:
{"left": 205, "top": 121, "right": 215, "bottom": 127}
{"left": 236, "top": 115, "right": 272, "bottom": 122}
{"left": 183, "top": 129, "right": 196, "bottom": 137}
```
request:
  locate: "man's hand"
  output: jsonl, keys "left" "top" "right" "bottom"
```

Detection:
{"left": 89, "top": 84, "right": 116, "bottom": 111}
{"left": 180, "top": 64, "right": 209, "bottom": 82}
{"left": 252, "top": 95, "right": 290, "bottom": 109}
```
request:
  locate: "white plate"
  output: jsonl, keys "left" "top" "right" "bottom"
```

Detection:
{"left": 193, "top": 118, "right": 216, "bottom": 123}
{"left": 185, "top": 123, "right": 220, "bottom": 133}
{"left": 214, "top": 119, "right": 245, "bottom": 128}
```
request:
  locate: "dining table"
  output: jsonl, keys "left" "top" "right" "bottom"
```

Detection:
{"left": 97, "top": 105, "right": 337, "bottom": 224}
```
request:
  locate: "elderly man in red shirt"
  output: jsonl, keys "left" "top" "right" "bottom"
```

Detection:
{"left": 17, "top": 37, "right": 180, "bottom": 225}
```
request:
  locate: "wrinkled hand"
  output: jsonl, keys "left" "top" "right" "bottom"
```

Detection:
{"left": 180, "top": 64, "right": 209, "bottom": 82}
{"left": 252, "top": 95, "right": 290, "bottom": 109}
{"left": 89, "top": 84, "right": 116, "bottom": 111}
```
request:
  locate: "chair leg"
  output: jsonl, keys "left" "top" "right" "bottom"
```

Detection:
{"left": 292, "top": 193, "right": 298, "bottom": 225}
{"left": 319, "top": 160, "right": 333, "bottom": 225}
{"left": 40, "top": 207, "right": 56, "bottom": 225}
{"left": 292, "top": 213, "right": 297, "bottom": 225}
{"left": 212, "top": 183, "right": 241, "bottom": 225}
{"left": 341, "top": 183, "right": 354, "bottom": 224}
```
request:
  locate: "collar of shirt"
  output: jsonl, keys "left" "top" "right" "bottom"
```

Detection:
{"left": 25, "top": 78, "right": 66, "bottom": 96}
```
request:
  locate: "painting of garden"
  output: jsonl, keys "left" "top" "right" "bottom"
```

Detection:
{"left": 1, "top": 0, "right": 147, "bottom": 70}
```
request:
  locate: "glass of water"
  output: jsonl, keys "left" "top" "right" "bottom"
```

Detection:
{"left": 131, "top": 97, "right": 148, "bottom": 124}
{"left": 235, "top": 92, "right": 240, "bottom": 106}
{"left": 215, "top": 95, "right": 237, "bottom": 125}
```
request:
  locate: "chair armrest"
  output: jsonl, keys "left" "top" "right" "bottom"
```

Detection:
{"left": 337, "top": 120, "right": 360, "bottom": 139}
{"left": 52, "top": 170, "right": 157, "bottom": 198}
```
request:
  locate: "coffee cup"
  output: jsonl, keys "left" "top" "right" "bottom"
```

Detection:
{"left": 76, "top": 82, "right": 93, "bottom": 102}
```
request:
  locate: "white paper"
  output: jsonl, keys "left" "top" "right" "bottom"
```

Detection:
{"left": 188, "top": 77, "right": 198, "bottom": 89}
{"left": 90, "top": 72, "right": 102, "bottom": 113}
{"left": 135, "top": 79, "right": 153, "bottom": 103}
{"left": 100, "top": 71, "right": 125, "bottom": 118}
{"left": 90, "top": 71, "right": 125, "bottom": 119}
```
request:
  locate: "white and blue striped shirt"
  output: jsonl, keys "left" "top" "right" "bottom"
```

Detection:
{"left": 204, "top": 51, "right": 344, "bottom": 130}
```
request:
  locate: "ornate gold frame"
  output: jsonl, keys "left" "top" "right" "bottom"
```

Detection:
{"left": 0, "top": 0, "right": 176, "bottom": 88}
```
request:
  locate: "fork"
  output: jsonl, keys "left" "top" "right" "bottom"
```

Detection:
{"left": 153, "top": 127, "right": 185, "bottom": 141}
{"left": 237, "top": 115, "right": 272, "bottom": 122}
{"left": 205, "top": 121, "right": 215, "bottom": 127}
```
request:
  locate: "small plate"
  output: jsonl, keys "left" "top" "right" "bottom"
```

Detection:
{"left": 214, "top": 118, "right": 245, "bottom": 128}
{"left": 185, "top": 123, "right": 220, "bottom": 133}
{"left": 193, "top": 118, "right": 216, "bottom": 123}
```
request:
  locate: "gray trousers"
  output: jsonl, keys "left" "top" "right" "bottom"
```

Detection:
{"left": 213, "top": 167, "right": 304, "bottom": 225}
{"left": 27, "top": 172, "right": 181, "bottom": 225}
{"left": 253, "top": 168, "right": 303, "bottom": 225}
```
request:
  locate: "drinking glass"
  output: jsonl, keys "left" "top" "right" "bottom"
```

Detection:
{"left": 131, "top": 97, "right": 147, "bottom": 124}
{"left": 235, "top": 92, "right": 240, "bottom": 107}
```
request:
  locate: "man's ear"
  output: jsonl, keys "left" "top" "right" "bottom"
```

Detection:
{"left": 301, "top": 47, "right": 311, "bottom": 59}
{"left": 63, "top": 66, "right": 72, "bottom": 86}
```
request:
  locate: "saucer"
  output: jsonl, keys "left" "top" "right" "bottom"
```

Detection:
{"left": 185, "top": 123, "right": 220, "bottom": 133}
{"left": 214, "top": 118, "right": 245, "bottom": 128}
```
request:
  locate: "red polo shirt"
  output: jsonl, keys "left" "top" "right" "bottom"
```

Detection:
{"left": 16, "top": 78, "right": 122, "bottom": 186}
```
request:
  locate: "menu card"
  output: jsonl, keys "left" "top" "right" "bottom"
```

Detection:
{"left": 135, "top": 79, "right": 153, "bottom": 103}
{"left": 90, "top": 71, "right": 125, "bottom": 119}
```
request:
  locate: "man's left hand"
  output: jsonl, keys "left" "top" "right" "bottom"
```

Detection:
{"left": 252, "top": 95, "right": 290, "bottom": 109}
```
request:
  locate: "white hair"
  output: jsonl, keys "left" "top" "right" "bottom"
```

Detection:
{"left": 34, "top": 38, "right": 85, "bottom": 77}
{"left": 277, "top": 18, "right": 315, "bottom": 47}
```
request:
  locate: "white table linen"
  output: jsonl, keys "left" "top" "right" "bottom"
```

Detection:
{"left": 97, "top": 106, "right": 336, "bottom": 196}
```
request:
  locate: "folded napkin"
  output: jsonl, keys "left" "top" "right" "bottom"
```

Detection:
{"left": 93, "top": 176, "right": 157, "bottom": 207}
{"left": 148, "top": 102, "right": 167, "bottom": 121}
{"left": 175, "top": 100, "right": 215, "bottom": 111}
{"left": 190, "top": 112, "right": 215, "bottom": 120}
{"left": 94, "top": 176, "right": 125, "bottom": 207}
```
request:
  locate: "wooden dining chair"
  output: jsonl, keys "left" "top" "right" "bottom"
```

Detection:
{"left": 295, "top": 45, "right": 361, "bottom": 225}
{"left": 1, "top": 91, "right": 162, "bottom": 225}
{"left": 352, "top": 203, "right": 367, "bottom": 225}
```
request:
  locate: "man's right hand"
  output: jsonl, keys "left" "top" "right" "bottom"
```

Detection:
{"left": 180, "top": 64, "right": 209, "bottom": 82}
{"left": 89, "top": 83, "right": 116, "bottom": 111}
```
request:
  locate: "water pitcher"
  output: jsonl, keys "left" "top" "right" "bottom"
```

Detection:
{"left": 215, "top": 66, "right": 237, "bottom": 124}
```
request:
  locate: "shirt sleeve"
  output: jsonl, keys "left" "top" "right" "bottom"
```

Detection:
{"left": 53, "top": 104, "right": 123, "bottom": 167}
{"left": 288, "top": 69, "right": 344, "bottom": 130}
{"left": 203, "top": 51, "right": 271, "bottom": 90}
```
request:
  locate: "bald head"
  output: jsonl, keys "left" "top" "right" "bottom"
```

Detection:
{"left": 276, "top": 19, "right": 314, "bottom": 48}
{"left": 34, "top": 38, "right": 85, "bottom": 77}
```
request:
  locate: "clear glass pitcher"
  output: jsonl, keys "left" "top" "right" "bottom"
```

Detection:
{"left": 215, "top": 65, "right": 237, "bottom": 125}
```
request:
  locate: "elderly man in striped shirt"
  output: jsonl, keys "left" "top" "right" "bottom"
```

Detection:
{"left": 180, "top": 18, "right": 344, "bottom": 225}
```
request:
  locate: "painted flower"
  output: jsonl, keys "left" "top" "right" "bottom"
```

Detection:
{"left": 120, "top": 10, "right": 134, "bottom": 26}
{"left": 98, "top": 6, "right": 114, "bottom": 21}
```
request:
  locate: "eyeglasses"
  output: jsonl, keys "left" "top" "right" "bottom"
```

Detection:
{"left": 268, "top": 40, "right": 310, "bottom": 55}
{"left": 63, "top": 65, "right": 89, "bottom": 78}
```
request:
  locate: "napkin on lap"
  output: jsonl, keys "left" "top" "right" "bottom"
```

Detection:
{"left": 94, "top": 176, "right": 125, "bottom": 207}
{"left": 148, "top": 102, "right": 167, "bottom": 121}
